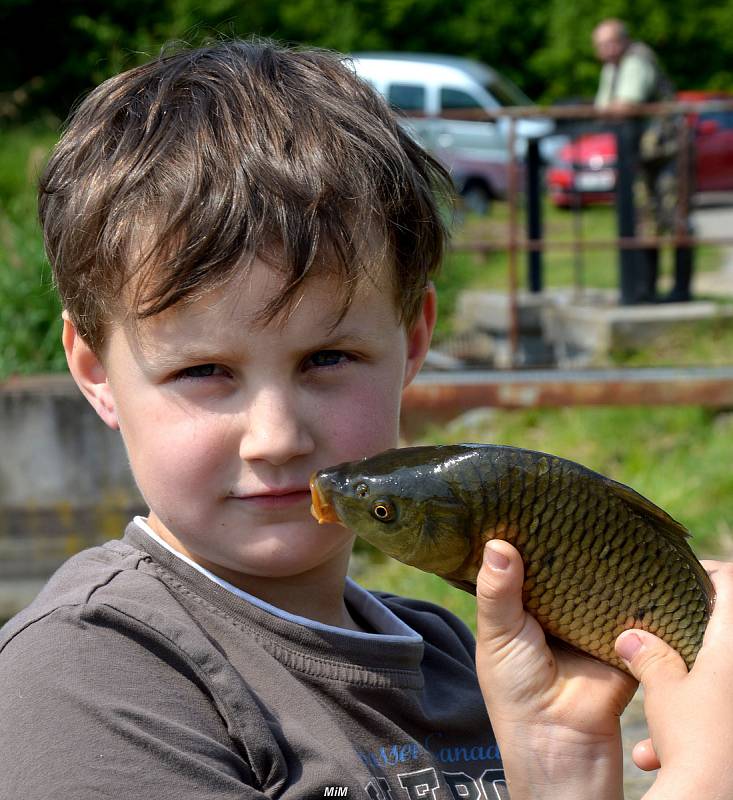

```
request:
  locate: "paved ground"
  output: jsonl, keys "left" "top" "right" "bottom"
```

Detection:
{"left": 621, "top": 690, "right": 654, "bottom": 798}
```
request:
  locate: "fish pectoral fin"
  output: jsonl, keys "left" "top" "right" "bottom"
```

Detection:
{"left": 444, "top": 577, "right": 477, "bottom": 595}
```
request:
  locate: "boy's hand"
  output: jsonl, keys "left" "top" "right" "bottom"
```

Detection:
{"left": 615, "top": 560, "right": 733, "bottom": 799}
{"left": 475, "top": 539, "right": 636, "bottom": 800}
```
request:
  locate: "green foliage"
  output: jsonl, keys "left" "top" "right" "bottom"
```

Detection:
{"left": 3, "top": 0, "right": 733, "bottom": 120}
{"left": 0, "top": 122, "right": 64, "bottom": 378}
{"left": 0, "top": 196, "right": 64, "bottom": 377}
{"left": 610, "top": 318, "right": 733, "bottom": 367}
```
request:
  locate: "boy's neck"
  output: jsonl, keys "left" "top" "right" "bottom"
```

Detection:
{"left": 222, "top": 566, "right": 365, "bottom": 631}
{"left": 144, "top": 513, "right": 365, "bottom": 632}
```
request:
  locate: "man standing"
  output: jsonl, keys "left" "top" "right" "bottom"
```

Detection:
{"left": 593, "top": 18, "right": 693, "bottom": 303}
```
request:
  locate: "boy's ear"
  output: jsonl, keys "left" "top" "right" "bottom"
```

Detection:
{"left": 403, "top": 282, "right": 437, "bottom": 388}
{"left": 62, "top": 312, "right": 119, "bottom": 431}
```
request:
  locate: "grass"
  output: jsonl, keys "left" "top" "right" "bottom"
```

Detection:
{"left": 610, "top": 317, "right": 733, "bottom": 366}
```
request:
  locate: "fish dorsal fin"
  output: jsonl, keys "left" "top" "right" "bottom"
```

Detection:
{"left": 598, "top": 472, "right": 690, "bottom": 543}
{"left": 479, "top": 442, "right": 692, "bottom": 545}
{"left": 600, "top": 470, "right": 715, "bottom": 606}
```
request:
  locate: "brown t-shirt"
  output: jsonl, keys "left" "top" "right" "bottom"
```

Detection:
{"left": 0, "top": 522, "right": 505, "bottom": 800}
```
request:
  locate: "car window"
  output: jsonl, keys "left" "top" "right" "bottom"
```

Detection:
{"left": 699, "top": 110, "right": 733, "bottom": 129}
{"left": 483, "top": 74, "right": 532, "bottom": 107}
{"left": 440, "top": 88, "right": 483, "bottom": 111}
{"left": 386, "top": 84, "right": 426, "bottom": 113}
{"left": 440, "top": 88, "right": 491, "bottom": 121}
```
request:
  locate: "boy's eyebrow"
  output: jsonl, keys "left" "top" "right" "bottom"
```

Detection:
{"left": 135, "top": 345, "right": 222, "bottom": 371}
{"left": 313, "top": 329, "right": 377, "bottom": 346}
{"left": 143, "top": 329, "right": 378, "bottom": 367}
{"left": 149, "top": 347, "right": 226, "bottom": 367}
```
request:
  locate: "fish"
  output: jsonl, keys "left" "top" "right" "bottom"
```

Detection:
{"left": 310, "top": 443, "right": 715, "bottom": 672}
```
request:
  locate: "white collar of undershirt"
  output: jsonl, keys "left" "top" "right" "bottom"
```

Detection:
{"left": 133, "top": 516, "right": 421, "bottom": 642}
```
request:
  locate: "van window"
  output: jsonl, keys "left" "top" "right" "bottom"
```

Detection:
{"left": 387, "top": 84, "right": 426, "bottom": 113}
{"left": 440, "top": 88, "right": 489, "bottom": 120}
{"left": 483, "top": 75, "right": 532, "bottom": 107}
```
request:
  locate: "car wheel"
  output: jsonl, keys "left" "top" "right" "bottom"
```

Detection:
{"left": 460, "top": 184, "right": 492, "bottom": 215}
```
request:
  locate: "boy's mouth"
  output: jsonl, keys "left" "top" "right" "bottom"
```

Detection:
{"left": 229, "top": 488, "right": 312, "bottom": 509}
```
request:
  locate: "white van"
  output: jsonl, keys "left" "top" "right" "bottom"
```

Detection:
{"left": 350, "top": 52, "right": 556, "bottom": 212}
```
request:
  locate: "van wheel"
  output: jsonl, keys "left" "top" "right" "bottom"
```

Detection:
{"left": 461, "top": 184, "right": 492, "bottom": 215}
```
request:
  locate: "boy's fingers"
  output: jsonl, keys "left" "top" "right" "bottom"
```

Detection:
{"left": 476, "top": 539, "right": 536, "bottom": 669}
{"left": 475, "top": 540, "right": 554, "bottom": 704}
{"left": 699, "top": 561, "right": 733, "bottom": 652}
{"left": 475, "top": 540, "right": 526, "bottom": 652}
{"left": 615, "top": 628, "right": 688, "bottom": 688}
{"left": 631, "top": 738, "right": 661, "bottom": 771}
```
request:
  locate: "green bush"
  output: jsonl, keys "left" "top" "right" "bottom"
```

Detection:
{"left": 0, "top": 196, "right": 64, "bottom": 378}
{"left": 0, "top": 123, "right": 64, "bottom": 379}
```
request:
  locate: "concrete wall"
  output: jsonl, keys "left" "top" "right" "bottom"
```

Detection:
{"left": 0, "top": 374, "right": 145, "bottom": 617}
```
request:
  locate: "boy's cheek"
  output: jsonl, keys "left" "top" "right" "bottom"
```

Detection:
{"left": 116, "top": 367, "right": 404, "bottom": 484}
{"left": 120, "top": 414, "right": 231, "bottom": 491}
{"left": 322, "top": 382, "right": 403, "bottom": 457}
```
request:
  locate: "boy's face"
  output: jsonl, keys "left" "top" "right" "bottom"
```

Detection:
{"left": 64, "top": 257, "right": 434, "bottom": 603}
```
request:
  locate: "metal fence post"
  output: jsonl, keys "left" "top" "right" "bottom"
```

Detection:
{"left": 526, "top": 137, "right": 543, "bottom": 293}
{"left": 615, "top": 120, "right": 642, "bottom": 305}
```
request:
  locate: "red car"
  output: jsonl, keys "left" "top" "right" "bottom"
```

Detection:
{"left": 547, "top": 91, "right": 733, "bottom": 207}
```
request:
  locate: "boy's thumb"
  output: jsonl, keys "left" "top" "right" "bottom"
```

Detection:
{"left": 475, "top": 540, "right": 527, "bottom": 656}
{"left": 615, "top": 629, "right": 688, "bottom": 687}
{"left": 475, "top": 540, "right": 555, "bottom": 703}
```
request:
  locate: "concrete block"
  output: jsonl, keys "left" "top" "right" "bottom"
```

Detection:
{"left": 543, "top": 300, "right": 733, "bottom": 360}
{"left": 0, "top": 375, "right": 145, "bottom": 593}
{"left": 455, "top": 290, "right": 547, "bottom": 334}
{"left": 0, "top": 375, "right": 140, "bottom": 506}
{"left": 456, "top": 287, "right": 733, "bottom": 365}
{"left": 456, "top": 288, "right": 617, "bottom": 336}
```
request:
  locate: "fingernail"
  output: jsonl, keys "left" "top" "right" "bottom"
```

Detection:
{"left": 484, "top": 542, "right": 509, "bottom": 571}
{"left": 616, "top": 631, "right": 643, "bottom": 662}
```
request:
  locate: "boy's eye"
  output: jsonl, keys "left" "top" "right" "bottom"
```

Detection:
{"left": 176, "top": 363, "right": 227, "bottom": 380}
{"left": 306, "top": 350, "right": 350, "bottom": 369}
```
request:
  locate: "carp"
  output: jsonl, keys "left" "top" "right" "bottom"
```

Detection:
{"left": 310, "top": 443, "right": 714, "bottom": 672}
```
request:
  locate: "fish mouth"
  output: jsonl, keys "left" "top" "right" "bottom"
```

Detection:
{"left": 309, "top": 474, "right": 344, "bottom": 525}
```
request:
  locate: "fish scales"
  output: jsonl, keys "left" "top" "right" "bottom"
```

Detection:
{"left": 310, "top": 443, "right": 715, "bottom": 673}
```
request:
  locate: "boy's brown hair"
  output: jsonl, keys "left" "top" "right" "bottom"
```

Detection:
{"left": 39, "top": 39, "right": 452, "bottom": 353}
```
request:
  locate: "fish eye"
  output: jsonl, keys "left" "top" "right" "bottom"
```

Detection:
{"left": 371, "top": 499, "right": 396, "bottom": 523}
{"left": 355, "top": 483, "right": 369, "bottom": 498}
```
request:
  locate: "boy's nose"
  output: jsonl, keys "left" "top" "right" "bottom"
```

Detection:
{"left": 239, "top": 387, "right": 315, "bottom": 466}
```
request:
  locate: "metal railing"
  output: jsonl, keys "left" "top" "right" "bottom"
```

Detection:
{"left": 445, "top": 98, "right": 733, "bottom": 367}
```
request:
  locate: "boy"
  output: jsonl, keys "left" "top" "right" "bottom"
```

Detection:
{"left": 1, "top": 39, "right": 732, "bottom": 800}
